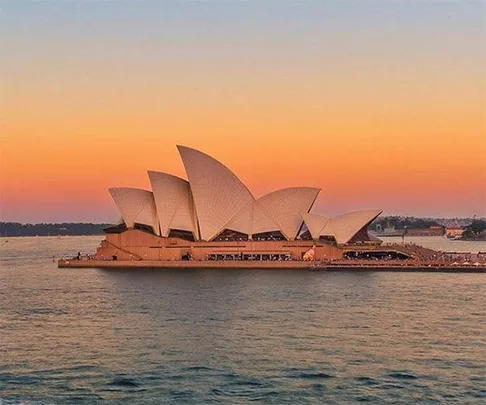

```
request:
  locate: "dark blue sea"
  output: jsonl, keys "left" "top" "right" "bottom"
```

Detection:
{"left": 1, "top": 236, "right": 485, "bottom": 404}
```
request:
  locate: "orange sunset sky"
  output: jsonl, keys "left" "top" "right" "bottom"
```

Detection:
{"left": 1, "top": 1, "right": 485, "bottom": 223}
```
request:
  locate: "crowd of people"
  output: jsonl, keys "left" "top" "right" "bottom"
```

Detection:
{"left": 433, "top": 252, "right": 477, "bottom": 262}
{"left": 75, "top": 251, "right": 97, "bottom": 260}
{"left": 73, "top": 248, "right": 485, "bottom": 265}
{"left": 206, "top": 253, "right": 292, "bottom": 261}
{"left": 343, "top": 252, "right": 408, "bottom": 261}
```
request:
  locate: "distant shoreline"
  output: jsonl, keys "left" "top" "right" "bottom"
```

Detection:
{"left": 3, "top": 234, "right": 106, "bottom": 238}
{"left": 461, "top": 237, "right": 486, "bottom": 241}
{"left": 0, "top": 222, "right": 114, "bottom": 237}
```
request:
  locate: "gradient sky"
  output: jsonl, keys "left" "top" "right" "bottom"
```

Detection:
{"left": 1, "top": 0, "right": 485, "bottom": 223}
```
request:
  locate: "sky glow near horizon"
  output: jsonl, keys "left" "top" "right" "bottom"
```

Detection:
{"left": 1, "top": 1, "right": 485, "bottom": 223}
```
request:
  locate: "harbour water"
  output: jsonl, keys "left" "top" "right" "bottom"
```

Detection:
{"left": 1, "top": 236, "right": 485, "bottom": 404}
{"left": 380, "top": 235, "right": 486, "bottom": 254}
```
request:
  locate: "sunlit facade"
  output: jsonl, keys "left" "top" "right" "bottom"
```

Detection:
{"left": 108, "top": 146, "right": 381, "bottom": 245}
{"left": 94, "top": 146, "right": 387, "bottom": 262}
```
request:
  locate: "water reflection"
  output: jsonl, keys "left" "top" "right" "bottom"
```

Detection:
{"left": 0, "top": 237, "right": 485, "bottom": 404}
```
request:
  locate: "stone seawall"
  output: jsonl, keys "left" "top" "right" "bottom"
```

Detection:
{"left": 58, "top": 259, "right": 486, "bottom": 272}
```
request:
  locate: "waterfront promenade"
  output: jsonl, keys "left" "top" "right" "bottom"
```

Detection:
{"left": 58, "top": 258, "right": 486, "bottom": 272}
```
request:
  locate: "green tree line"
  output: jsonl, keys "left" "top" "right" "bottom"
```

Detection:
{"left": 369, "top": 216, "right": 442, "bottom": 231}
{"left": 0, "top": 222, "right": 114, "bottom": 237}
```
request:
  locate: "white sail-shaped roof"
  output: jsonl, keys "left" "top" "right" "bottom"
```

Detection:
{"left": 256, "top": 187, "right": 320, "bottom": 240}
{"left": 177, "top": 145, "right": 254, "bottom": 241}
{"left": 109, "top": 188, "right": 160, "bottom": 235}
{"left": 301, "top": 212, "right": 330, "bottom": 240}
{"left": 320, "top": 221, "right": 334, "bottom": 236}
{"left": 224, "top": 201, "right": 281, "bottom": 236}
{"left": 107, "top": 146, "right": 382, "bottom": 244}
{"left": 223, "top": 201, "right": 253, "bottom": 235}
{"left": 148, "top": 171, "right": 197, "bottom": 237}
{"left": 251, "top": 203, "right": 281, "bottom": 235}
{"left": 330, "top": 210, "right": 382, "bottom": 244}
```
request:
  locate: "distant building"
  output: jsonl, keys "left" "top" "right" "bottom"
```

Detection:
{"left": 445, "top": 227, "right": 464, "bottom": 238}
{"left": 405, "top": 226, "right": 445, "bottom": 237}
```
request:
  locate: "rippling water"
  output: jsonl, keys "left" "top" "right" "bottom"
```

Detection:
{"left": 1, "top": 236, "right": 485, "bottom": 404}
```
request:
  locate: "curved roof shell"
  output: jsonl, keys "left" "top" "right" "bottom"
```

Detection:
{"left": 109, "top": 188, "right": 160, "bottom": 235}
{"left": 224, "top": 201, "right": 281, "bottom": 236}
{"left": 302, "top": 210, "right": 382, "bottom": 244}
{"left": 148, "top": 171, "right": 197, "bottom": 237}
{"left": 223, "top": 201, "right": 254, "bottom": 236}
{"left": 301, "top": 212, "right": 330, "bottom": 240}
{"left": 330, "top": 210, "right": 382, "bottom": 244}
{"left": 107, "top": 146, "right": 381, "bottom": 243}
{"left": 250, "top": 203, "right": 281, "bottom": 235}
{"left": 224, "top": 187, "right": 321, "bottom": 238}
{"left": 177, "top": 145, "right": 254, "bottom": 241}
{"left": 256, "top": 187, "right": 320, "bottom": 240}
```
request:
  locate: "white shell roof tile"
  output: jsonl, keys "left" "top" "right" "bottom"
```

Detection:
{"left": 177, "top": 146, "right": 254, "bottom": 241}
{"left": 256, "top": 187, "right": 320, "bottom": 240}
{"left": 148, "top": 171, "right": 197, "bottom": 237}
{"left": 109, "top": 188, "right": 160, "bottom": 236}
{"left": 108, "top": 146, "right": 382, "bottom": 244}
{"left": 330, "top": 210, "right": 382, "bottom": 244}
{"left": 301, "top": 212, "right": 330, "bottom": 239}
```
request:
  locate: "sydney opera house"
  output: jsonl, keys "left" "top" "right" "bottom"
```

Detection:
{"left": 89, "top": 145, "right": 395, "bottom": 264}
